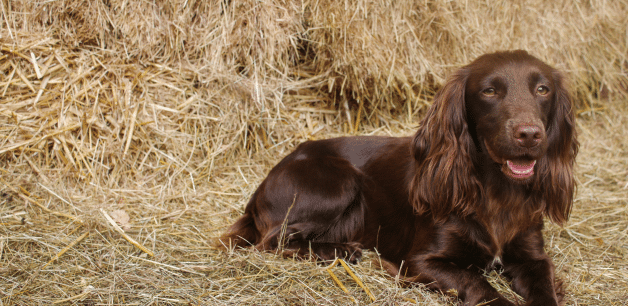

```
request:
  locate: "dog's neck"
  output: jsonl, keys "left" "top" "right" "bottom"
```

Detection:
{"left": 475, "top": 175, "right": 545, "bottom": 257}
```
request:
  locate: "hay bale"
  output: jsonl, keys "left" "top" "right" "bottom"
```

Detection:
{"left": 302, "top": 0, "right": 628, "bottom": 111}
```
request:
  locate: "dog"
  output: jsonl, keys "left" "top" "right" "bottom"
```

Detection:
{"left": 221, "top": 50, "right": 578, "bottom": 305}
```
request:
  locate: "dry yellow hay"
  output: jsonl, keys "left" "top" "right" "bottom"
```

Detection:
{"left": 1, "top": 0, "right": 627, "bottom": 304}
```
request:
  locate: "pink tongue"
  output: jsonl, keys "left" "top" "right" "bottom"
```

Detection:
{"left": 507, "top": 160, "right": 536, "bottom": 175}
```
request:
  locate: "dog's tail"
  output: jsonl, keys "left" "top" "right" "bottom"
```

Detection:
{"left": 215, "top": 211, "right": 260, "bottom": 249}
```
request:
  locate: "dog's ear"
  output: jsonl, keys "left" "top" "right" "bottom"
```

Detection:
{"left": 536, "top": 71, "right": 579, "bottom": 225}
{"left": 410, "top": 68, "right": 482, "bottom": 221}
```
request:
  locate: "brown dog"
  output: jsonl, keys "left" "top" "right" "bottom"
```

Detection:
{"left": 221, "top": 50, "right": 578, "bottom": 306}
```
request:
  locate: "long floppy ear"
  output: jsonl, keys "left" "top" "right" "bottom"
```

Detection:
{"left": 536, "top": 71, "right": 579, "bottom": 225}
{"left": 410, "top": 68, "right": 482, "bottom": 221}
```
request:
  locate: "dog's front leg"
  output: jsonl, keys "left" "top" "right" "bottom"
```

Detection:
{"left": 503, "top": 232, "right": 563, "bottom": 306}
{"left": 401, "top": 255, "right": 515, "bottom": 306}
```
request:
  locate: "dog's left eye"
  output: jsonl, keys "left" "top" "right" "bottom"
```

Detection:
{"left": 536, "top": 85, "right": 550, "bottom": 95}
{"left": 482, "top": 88, "right": 496, "bottom": 96}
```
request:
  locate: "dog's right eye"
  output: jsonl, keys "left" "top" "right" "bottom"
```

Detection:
{"left": 536, "top": 85, "right": 550, "bottom": 95}
{"left": 482, "top": 88, "right": 496, "bottom": 96}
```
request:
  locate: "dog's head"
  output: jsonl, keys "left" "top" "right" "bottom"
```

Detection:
{"left": 411, "top": 50, "right": 578, "bottom": 224}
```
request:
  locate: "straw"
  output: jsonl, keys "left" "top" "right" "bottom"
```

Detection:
{"left": 0, "top": 0, "right": 626, "bottom": 304}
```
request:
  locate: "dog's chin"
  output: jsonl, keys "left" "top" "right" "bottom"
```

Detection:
{"left": 484, "top": 140, "right": 538, "bottom": 184}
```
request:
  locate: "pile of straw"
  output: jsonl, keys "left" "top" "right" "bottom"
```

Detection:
{"left": 1, "top": 0, "right": 626, "bottom": 304}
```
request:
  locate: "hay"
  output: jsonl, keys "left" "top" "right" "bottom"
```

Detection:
{"left": 1, "top": 0, "right": 627, "bottom": 304}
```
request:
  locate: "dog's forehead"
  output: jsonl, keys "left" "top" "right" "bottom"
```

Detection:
{"left": 489, "top": 62, "right": 549, "bottom": 83}
{"left": 465, "top": 64, "right": 540, "bottom": 91}
{"left": 466, "top": 52, "right": 555, "bottom": 86}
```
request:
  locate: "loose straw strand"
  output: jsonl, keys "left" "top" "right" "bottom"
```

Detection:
{"left": 43, "top": 230, "right": 89, "bottom": 269}
{"left": 100, "top": 208, "right": 154, "bottom": 257}
{"left": 326, "top": 258, "right": 376, "bottom": 303}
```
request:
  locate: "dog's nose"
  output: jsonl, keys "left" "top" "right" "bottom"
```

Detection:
{"left": 514, "top": 125, "right": 543, "bottom": 148}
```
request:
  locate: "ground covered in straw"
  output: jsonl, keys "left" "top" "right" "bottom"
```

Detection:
{"left": 1, "top": 0, "right": 627, "bottom": 305}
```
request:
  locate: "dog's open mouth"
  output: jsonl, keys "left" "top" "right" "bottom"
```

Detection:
{"left": 504, "top": 159, "right": 536, "bottom": 180}
{"left": 484, "top": 140, "right": 537, "bottom": 181}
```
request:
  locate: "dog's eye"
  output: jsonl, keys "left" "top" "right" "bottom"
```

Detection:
{"left": 482, "top": 88, "right": 496, "bottom": 96}
{"left": 536, "top": 85, "right": 550, "bottom": 95}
